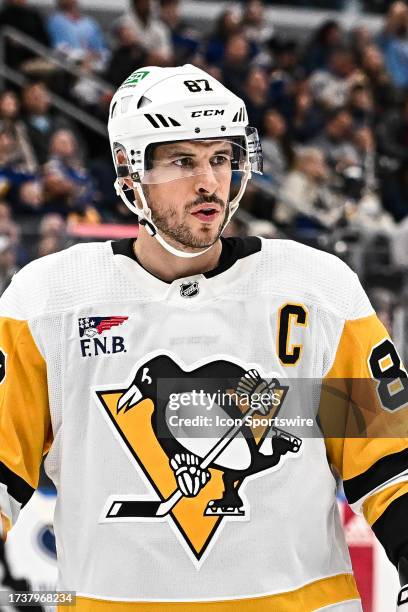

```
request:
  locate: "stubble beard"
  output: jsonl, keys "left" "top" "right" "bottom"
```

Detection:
{"left": 148, "top": 193, "right": 229, "bottom": 250}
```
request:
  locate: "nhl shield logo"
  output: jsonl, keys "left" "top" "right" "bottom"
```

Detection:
{"left": 180, "top": 281, "right": 199, "bottom": 298}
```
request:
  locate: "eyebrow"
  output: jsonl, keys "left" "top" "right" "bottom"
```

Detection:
{"left": 162, "top": 147, "right": 233, "bottom": 159}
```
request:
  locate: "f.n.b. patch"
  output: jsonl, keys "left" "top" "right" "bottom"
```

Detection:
{"left": 78, "top": 316, "right": 128, "bottom": 358}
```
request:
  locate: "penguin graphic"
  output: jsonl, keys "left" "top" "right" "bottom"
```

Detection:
{"left": 114, "top": 355, "right": 302, "bottom": 517}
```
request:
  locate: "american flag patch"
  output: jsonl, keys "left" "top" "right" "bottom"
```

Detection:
{"left": 78, "top": 316, "right": 128, "bottom": 338}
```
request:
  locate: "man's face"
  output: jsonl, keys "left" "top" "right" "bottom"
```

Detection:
{"left": 58, "top": 0, "right": 78, "bottom": 11}
{"left": 327, "top": 111, "right": 352, "bottom": 140}
{"left": 143, "top": 140, "right": 233, "bottom": 251}
{"left": 23, "top": 83, "right": 50, "bottom": 115}
{"left": 387, "top": 2, "right": 408, "bottom": 35}
{"left": 132, "top": 0, "right": 150, "bottom": 18}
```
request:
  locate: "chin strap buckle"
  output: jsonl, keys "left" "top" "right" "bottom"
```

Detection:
{"left": 398, "top": 585, "right": 408, "bottom": 606}
{"left": 139, "top": 219, "right": 156, "bottom": 237}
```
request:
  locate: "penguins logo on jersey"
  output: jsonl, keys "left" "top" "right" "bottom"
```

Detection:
{"left": 95, "top": 352, "right": 302, "bottom": 566}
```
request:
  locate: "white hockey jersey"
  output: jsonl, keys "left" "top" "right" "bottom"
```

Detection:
{"left": 0, "top": 236, "right": 408, "bottom": 612}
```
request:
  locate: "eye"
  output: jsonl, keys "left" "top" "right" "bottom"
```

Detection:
{"left": 173, "top": 157, "right": 194, "bottom": 168}
{"left": 211, "top": 155, "right": 231, "bottom": 166}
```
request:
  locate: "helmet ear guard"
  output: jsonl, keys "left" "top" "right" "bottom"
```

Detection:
{"left": 117, "top": 165, "right": 130, "bottom": 178}
{"left": 113, "top": 142, "right": 132, "bottom": 178}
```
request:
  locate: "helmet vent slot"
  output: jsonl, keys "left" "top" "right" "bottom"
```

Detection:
{"left": 137, "top": 95, "right": 152, "bottom": 109}
{"left": 121, "top": 95, "right": 133, "bottom": 114}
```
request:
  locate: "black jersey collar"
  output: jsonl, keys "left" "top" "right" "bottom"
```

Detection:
{"left": 111, "top": 236, "right": 262, "bottom": 283}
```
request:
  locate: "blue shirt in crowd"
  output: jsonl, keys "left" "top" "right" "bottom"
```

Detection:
{"left": 47, "top": 11, "right": 108, "bottom": 58}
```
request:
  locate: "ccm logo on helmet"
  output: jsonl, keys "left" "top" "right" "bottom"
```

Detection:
{"left": 191, "top": 109, "right": 225, "bottom": 117}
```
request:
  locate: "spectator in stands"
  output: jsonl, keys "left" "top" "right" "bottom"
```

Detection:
{"left": 0, "top": 90, "right": 19, "bottom": 123}
{"left": 360, "top": 45, "right": 398, "bottom": 114}
{"left": 241, "top": 67, "right": 270, "bottom": 135}
{"left": 0, "top": 202, "right": 12, "bottom": 226}
{"left": 0, "top": 204, "right": 19, "bottom": 267}
{"left": 0, "top": 118, "right": 39, "bottom": 210}
{"left": 202, "top": 8, "right": 242, "bottom": 67}
{"left": 37, "top": 234, "right": 63, "bottom": 258}
{"left": 39, "top": 212, "right": 67, "bottom": 242}
{"left": 47, "top": 0, "right": 109, "bottom": 70}
{"left": 367, "top": 287, "right": 396, "bottom": 334}
{"left": 115, "top": 0, "right": 173, "bottom": 66}
{"left": 309, "top": 48, "right": 363, "bottom": 110}
{"left": 220, "top": 34, "right": 252, "bottom": 97}
{"left": 36, "top": 212, "right": 68, "bottom": 258}
{"left": 242, "top": 1, "right": 274, "bottom": 53}
{"left": 275, "top": 146, "right": 342, "bottom": 229}
{"left": 159, "top": 0, "right": 201, "bottom": 64}
{"left": 376, "top": 97, "right": 408, "bottom": 221}
{"left": 312, "top": 108, "right": 359, "bottom": 170}
{"left": 14, "top": 179, "right": 45, "bottom": 217}
{"left": 0, "top": 234, "right": 18, "bottom": 294}
{"left": 353, "top": 126, "right": 377, "bottom": 189}
{"left": 0, "top": 0, "right": 50, "bottom": 70}
{"left": 0, "top": 208, "right": 27, "bottom": 268}
{"left": 347, "top": 83, "right": 374, "bottom": 127}
{"left": 261, "top": 109, "right": 294, "bottom": 188}
{"left": 350, "top": 25, "right": 374, "bottom": 63}
{"left": 21, "top": 82, "right": 72, "bottom": 165}
{"left": 303, "top": 20, "right": 344, "bottom": 74}
{"left": 43, "top": 128, "right": 100, "bottom": 222}
{"left": 0, "top": 90, "right": 37, "bottom": 174}
{"left": 347, "top": 126, "right": 395, "bottom": 233}
{"left": 392, "top": 215, "right": 408, "bottom": 267}
{"left": 376, "top": 1, "right": 408, "bottom": 90}
{"left": 105, "top": 23, "right": 147, "bottom": 88}
{"left": 268, "top": 40, "right": 305, "bottom": 112}
{"left": 287, "top": 83, "right": 323, "bottom": 143}
{"left": 270, "top": 39, "right": 302, "bottom": 81}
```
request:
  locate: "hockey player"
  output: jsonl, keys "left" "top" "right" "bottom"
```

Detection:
{"left": 0, "top": 64, "right": 408, "bottom": 611}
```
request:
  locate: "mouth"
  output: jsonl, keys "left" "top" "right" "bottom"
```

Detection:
{"left": 190, "top": 205, "right": 221, "bottom": 223}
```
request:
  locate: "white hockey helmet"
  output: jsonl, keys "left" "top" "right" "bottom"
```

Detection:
{"left": 107, "top": 64, "right": 263, "bottom": 258}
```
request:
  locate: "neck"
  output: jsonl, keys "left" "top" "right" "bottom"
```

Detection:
{"left": 134, "top": 228, "right": 222, "bottom": 282}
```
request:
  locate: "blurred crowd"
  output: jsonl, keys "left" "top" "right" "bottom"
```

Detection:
{"left": 0, "top": 0, "right": 408, "bottom": 309}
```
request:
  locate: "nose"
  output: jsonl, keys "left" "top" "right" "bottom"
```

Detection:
{"left": 192, "top": 165, "right": 219, "bottom": 195}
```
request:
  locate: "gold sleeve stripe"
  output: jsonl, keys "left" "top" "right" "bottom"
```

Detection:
{"left": 0, "top": 317, "right": 52, "bottom": 494}
{"left": 363, "top": 481, "right": 408, "bottom": 526}
{"left": 62, "top": 573, "right": 359, "bottom": 612}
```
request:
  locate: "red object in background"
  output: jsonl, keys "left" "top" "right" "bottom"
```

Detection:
{"left": 68, "top": 223, "right": 139, "bottom": 239}
{"left": 342, "top": 502, "right": 375, "bottom": 612}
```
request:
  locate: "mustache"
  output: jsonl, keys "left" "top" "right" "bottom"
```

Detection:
{"left": 186, "top": 194, "right": 226, "bottom": 211}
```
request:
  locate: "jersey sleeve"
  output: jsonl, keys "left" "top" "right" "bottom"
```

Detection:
{"left": 0, "top": 272, "right": 52, "bottom": 540}
{"left": 321, "top": 271, "right": 408, "bottom": 568}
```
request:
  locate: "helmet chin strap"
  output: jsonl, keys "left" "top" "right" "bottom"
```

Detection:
{"left": 114, "top": 163, "right": 251, "bottom": 259}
